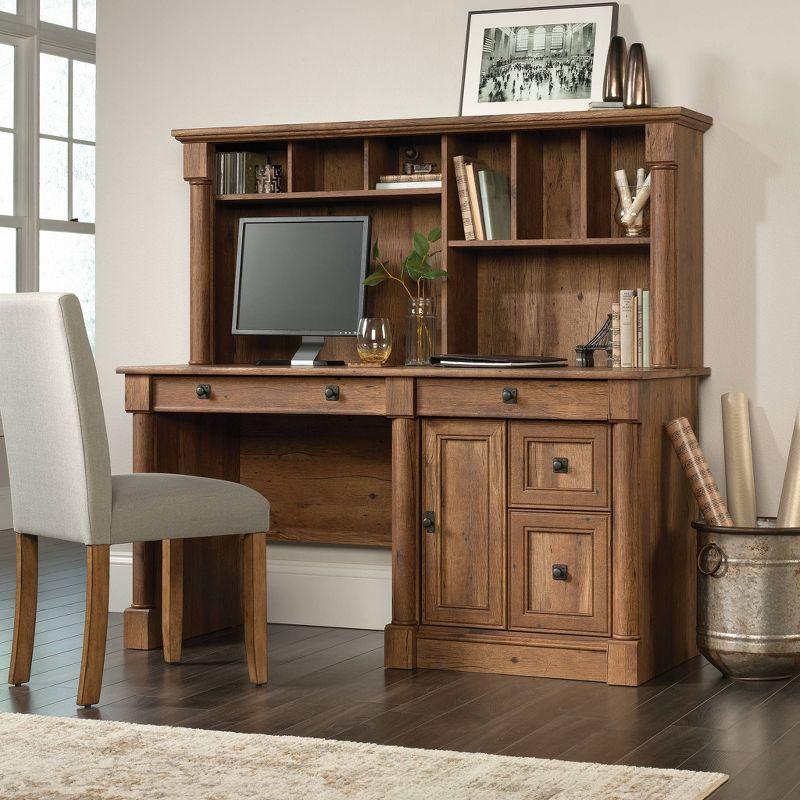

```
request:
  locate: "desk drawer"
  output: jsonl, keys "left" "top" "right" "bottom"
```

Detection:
{"left": 509, "top": 421, "right": 610, "bottom": 510}
{"left": 416, "top": 379, "right": 609, "bottom": 420}
{"left": 152, "top": 376, "right": 387, "bottom": 414}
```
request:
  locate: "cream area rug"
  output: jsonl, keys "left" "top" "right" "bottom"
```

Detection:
{"left": 0, "top": 713, "right": 727, "bottom": 799}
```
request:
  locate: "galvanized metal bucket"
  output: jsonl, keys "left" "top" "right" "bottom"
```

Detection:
{"left": 692, "top": 517, "right": 800, "bottom": 680}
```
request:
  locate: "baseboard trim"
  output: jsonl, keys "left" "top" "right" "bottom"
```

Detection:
{"left": 0, "top": 487, "right": 12, "bottom": 531}
{"left": 109, "top": 550, "right": 391, "bottom": 631}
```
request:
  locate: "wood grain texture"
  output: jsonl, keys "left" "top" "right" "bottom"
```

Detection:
{"left": 152, "top": 375, "right": 387, "bottom": 415}
{"left": 508, "top": 511, "right": 610, "bottom": 636}
{"left": 76, "top": 544, "right": 109, "bottom": 707}
{"left": 8, "top": 533, "right": 38, "bottom": 685}
{"left": 188, "top": 178, "right": 213, "bottom": 364}
{"left": 242, "top": 532, "right": 268, "bottom": 685}
{"left": 422, "top": 419, "right": 506, "bottom": 629}
{"left": 240, "top": 415, "right": 390, "bottom": 548}
{"left": 172, "top": 107, "right": 712, "bottom": 142}
{"left": 161, "top": 539, "right": 184, "bottom": 664}
{"left": 509, "top": 421, "right": 610, "bottom": 510}
{"left": 124, "top": 375, "right": 151, "bottom": 412}
{"left": 416, "top": 379, "right": 610, "bottom": 420}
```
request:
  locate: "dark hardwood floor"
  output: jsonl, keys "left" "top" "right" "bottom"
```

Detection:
{"left": 0, "top": 533, "right": 795, "bottom": 798}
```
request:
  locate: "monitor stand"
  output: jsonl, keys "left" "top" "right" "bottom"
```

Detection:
{"left": 291, "top": 336, "right": 326, "bottom": 366}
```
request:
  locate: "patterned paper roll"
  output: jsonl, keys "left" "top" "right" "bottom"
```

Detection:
{"left": 666, "top": 417, "right": 734, "bottom": 526}
{"left": 777, "top": 409, "right": 800, "bottom": 527}
{"left": 721, "top": 392, "right": 757, "bottom": 526}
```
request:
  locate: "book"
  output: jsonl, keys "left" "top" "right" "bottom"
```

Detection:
{"left": 378, "top": 173, "right": 442, "bottom": 183}
{"left": 642, "top": 290, "right": 651, "bottom": 368}
{"left": 465, "top": 161, "right": 487, "bottom": 239}
{"left": 217, "top": 151, "right": 270, "bottom": 194}
{"left": 477, "top": 170, "right": 511, "bottom": 240}
{"left": 589, "top": 100, "right": 624, "bottom": 109}
{"left": 611, "top": 302, "right": 621, "bottom": 368}
{"left": 619, "top": 289, "right": 635, "bottom": 368}
{"left": 375, "top": 180, "right": 442, "bottom": 190}
{"left": 636, "top": 287, "right": 644, "bottom": 368}
{"left": 452, "top": 156, "right": 477, "bottom": 240}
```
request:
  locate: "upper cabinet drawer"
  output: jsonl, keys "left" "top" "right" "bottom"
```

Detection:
{"left": 151, "top": 376, "right": 387, "bottom": 415}
{"left": 416, "top": 379, "right": 609, "bottom": 420}
{"left": 509, "top": 421, "right": 610, "bottom": 510}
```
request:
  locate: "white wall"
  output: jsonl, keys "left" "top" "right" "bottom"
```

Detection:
{"left": 97, "top": 0, "right": 800, "bottom": 621}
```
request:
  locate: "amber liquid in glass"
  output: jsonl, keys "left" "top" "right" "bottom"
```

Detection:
{"left": 356, "top": 344, "right": 392, "bottom": 365}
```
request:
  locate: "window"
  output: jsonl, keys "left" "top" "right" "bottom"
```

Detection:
{"left": 532, "top": 26, "right": 546, "bottom": 51}
{"left": 515, "top": 27, "right": 528, "bottom": 53}
{"left": 0, "top": 0, "right": 95, "bottom": 342}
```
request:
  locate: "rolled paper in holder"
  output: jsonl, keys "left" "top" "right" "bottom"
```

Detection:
{"left": 778, "top": 408, "right": 800, "bottom": 527}
{"left": 620, "top": 173, "right": 651, "bottom": 225}
{"left": 614, "top": 169, "right": 632, "bottom": 209}
{"left": 721, "top": 392, "right": 757, "bottom": 526}
{"left": 666, "top": 417, "right": 734, "bottom": 527}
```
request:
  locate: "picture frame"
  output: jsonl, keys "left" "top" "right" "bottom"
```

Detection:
{"left": 459, "top": 3, "right": 618, "bottom": 116}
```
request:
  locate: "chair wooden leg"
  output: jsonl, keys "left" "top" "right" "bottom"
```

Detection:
{"left": 76, "top": 544, "right": 109, "bottom": 707}
{"left": 9, "top": 533, "right": 38, "bottom": 686}
{"left": 161, "top": 539, "right": 183, "bottom": 664}
{"left": 242, "top": 532, "right": 267, "bottom": 685}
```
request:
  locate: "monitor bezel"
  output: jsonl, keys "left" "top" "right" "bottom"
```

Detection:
{"left": 231, "top": 215, "right": 371, "bottom": 337}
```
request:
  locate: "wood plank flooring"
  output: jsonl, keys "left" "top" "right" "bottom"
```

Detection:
{"left": 0, "top": 533, "right": 795, "bottom": 798}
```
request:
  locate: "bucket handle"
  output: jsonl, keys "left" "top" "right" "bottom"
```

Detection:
{"left": 698, "top": 541, "right": 725, "bottom": 576}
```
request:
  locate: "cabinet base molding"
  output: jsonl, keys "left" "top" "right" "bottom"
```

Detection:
{"left": 384, "top": 624, "right": 418, "bottom": 669}
{"left": 415, "top": 627, "right": 659, "bottom": 685}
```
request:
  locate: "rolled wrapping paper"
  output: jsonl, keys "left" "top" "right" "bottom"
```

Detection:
{"left": 620, "top": 172, "right": 651, "bottom": 225}
{"left": 777, "top": 409, "right": 800, "bottom": 527}
{"left": 666, "top": 417, "right": 734, "bottom": 526}
{"left": 614, "top": 169, "right": 632, "bottom": 209}
{"left": 721, "top": 392, "right": 757, "bottom": 526}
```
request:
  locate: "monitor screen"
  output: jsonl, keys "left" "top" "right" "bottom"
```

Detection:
{"left": 232, "top": 216, "right": 370, "bottom": 335}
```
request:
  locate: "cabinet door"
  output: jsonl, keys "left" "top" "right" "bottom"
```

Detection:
{"left": 509, "top": 510, "right": 610, "bottom": 635}
{"left": 422, "top": 419, "right": 506, "bottom": 628}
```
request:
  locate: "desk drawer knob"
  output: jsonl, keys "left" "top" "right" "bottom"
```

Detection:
{"left": 552, "top": 457, "right": 569, "bottom": 474}
{"left": 422, "top": 511, "right": 436, "bottom": 532}
{"left": 502, "top": 387, "right": 517, "bottom": 404}
{"left": 324, "top": 385, "right": 340, "bottom": 401}
{"left": 552, "top": 564, "right": 568, "bottom": 581}
{"left": 195, "top": 383, "right": 211, "bottom": 399}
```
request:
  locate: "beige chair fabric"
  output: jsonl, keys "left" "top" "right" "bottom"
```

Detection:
{"left": 0, "top": 293, "right": 268, "bottom": 544}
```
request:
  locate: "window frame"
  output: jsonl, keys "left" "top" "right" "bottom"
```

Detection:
{"left": 0, "top": 0, "right": 94, "bottom": 294}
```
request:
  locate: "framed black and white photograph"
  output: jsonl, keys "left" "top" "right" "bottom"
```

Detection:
{"left": 460, "top": 3, "right": 618, "bottom": 116}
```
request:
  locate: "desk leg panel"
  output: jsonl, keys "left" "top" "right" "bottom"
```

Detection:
{"left": 386, "top": 416, "right": 420, "bottom": 668}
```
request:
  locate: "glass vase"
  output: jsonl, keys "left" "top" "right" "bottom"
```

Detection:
{"left": 405, "top": 297, "right": 436, "bottom": 366}
{"left": 356, "top": 317, "right": 392, "bottom": 365}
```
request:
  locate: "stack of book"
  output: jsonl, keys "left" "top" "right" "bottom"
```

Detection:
{"left": 612, "top": 289, "right": 651, "bottom": 368}
{"left": 375, "top": 173, "right": 442, "bottom": 190}
{"left": 452, "top": 156, "right": 511, "bottom": 240}
{"left": 216, "top": 151, "right": 273, "bottom": 194}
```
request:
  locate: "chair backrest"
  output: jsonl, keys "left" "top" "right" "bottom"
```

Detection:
{"left": 0, "top": 293, "right": 112, "bottom": 544}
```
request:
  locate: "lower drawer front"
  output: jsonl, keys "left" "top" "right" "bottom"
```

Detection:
{"left": 151, "top": 376, "right": 386, "bottom": 414}
{"left": 509, "top": 510, "right": 610, "bottom": 635}
{"left": 416, "top": 379, "right": 609, "bottom": 420}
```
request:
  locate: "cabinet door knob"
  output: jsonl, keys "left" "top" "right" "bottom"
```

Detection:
{"left": 502, "top": 387, "right": 517, "bottom": 404}
{"left": 324, "top": 385, "right": 339, "bottom": 401}
{"left": 195, "top": 383, "right": 211, "bottom": 399}
{"left": 422, "top": 511, "right": 436, "bottom": 532}
{"left": 552, "top": 564, "right": 568, "bottom": 581}
{"left": 552, "top": 457, "right": 569, "bottom": 473}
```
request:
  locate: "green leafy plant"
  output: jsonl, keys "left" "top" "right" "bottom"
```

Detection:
{"left": 363, "top": 226, "right": 446, "bottom": 302}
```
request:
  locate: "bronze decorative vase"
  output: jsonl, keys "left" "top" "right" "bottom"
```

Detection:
{"left": 602, "top": 36, "right": 626, "bottom": 102}
{"left": 624, "top": 43, "right": 651, "bottom": 108}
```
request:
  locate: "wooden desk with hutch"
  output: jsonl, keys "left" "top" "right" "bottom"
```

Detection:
{"left": 119, "top": 107, "right": 712, "bottom": 686}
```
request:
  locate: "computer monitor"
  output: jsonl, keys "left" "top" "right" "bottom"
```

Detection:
{"left": 232, "top": 216, "right": 371, "bottom": 365}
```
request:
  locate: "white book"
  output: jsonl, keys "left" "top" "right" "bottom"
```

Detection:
{"left": 619, "top": 290, "right": 635, "bottom": 368}
{"left": 611, "top": 303, "right": 621, "bottom": 368}
{"left": 375, "top": 180, "right": 442, "bottom": 190}
{"left": 636, "top": 287, "right": 644, "bottom": 368}
{"left": 642, "top": 290, "right": 651, "bottom": 368}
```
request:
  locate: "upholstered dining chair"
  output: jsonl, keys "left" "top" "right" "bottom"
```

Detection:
{"left": 0, "top": 293, "right": 270, "bottom": 707}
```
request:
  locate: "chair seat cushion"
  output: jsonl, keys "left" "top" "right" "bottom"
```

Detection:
{"left": 110, "top": 474, "right": 269, "bottom": 544}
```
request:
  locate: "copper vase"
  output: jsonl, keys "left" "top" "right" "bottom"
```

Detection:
{"left": 624, "top": 43, "right": 651, "bottom": 108}
{"left": 602, "top": 36, "right": 626, "bottom": 102}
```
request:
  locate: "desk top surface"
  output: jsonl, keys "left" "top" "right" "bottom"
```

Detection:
{"left": 117, "top": 364, "right": 710, "bottom": 381}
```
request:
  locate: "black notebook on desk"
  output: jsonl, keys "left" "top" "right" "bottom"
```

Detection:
{"left": 431, "top": 354, "right": 568, "bottom": 368}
